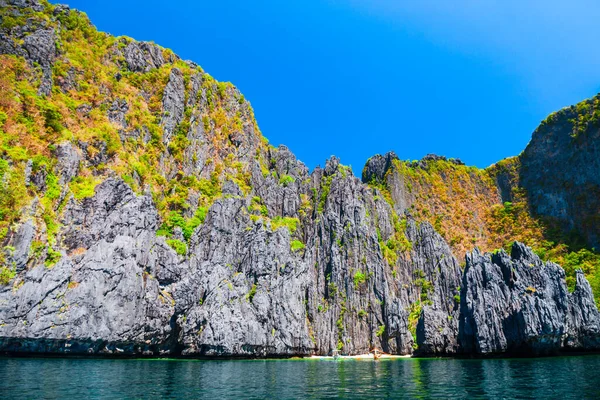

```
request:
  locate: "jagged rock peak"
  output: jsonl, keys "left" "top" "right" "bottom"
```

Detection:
{"left": 415, "top": 154, "right": 465, "bottom": 169}
{"left": 361, "top": 151, "right": 398, "bottom": 183}
{"left": 459, "top": 242, "right": 600, "bottom": 355}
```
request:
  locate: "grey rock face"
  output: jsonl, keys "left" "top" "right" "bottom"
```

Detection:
{"left": 362, "top": 152, "right": 398, "bottom": 184}
{"left": 8, "top": 220, "right": 35, "bottom": 272}
{"left": 459, "top": 242, "right": 600, "bottom": 355}
{"left": 2, "top": 162, "right": 599, "bottom": 358}
{"left": 54, "top": 142, "right": 81, "bottom": 185}
{"left": 108, "top": 99, "right": 129, "bottom": 128}
{"left": 6, "top": 0, "right": 42, "bottom": 10}
{"left": 411, "top": 222, "right": 462, "bottom": 355}
{"left": 0, "top": 0, "right": 598, "bottom": 359}
{"left": 521, "top": 99, "right": 600, "bottom": 248}
{"left": 123, "top": 41, "right": 167, "bottom": 73}
{"left": 0, "top": 179, "right": 177, "bottom": 356}
{"left": 0, "top": 16, "right": 57, "bottom": 96}
{"left": 61, "top": 179, "right": 159, "bottom": 251}
{"left": 161, "top": 68, "right": 185, "bottom": 144}
{"left": 175, "top": 197, "right": 314, "bottom": 357}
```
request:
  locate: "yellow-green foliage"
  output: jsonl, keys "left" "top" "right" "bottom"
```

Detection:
{"left": 271, "top": 216, "right": 299, "bottom": 234}
{"left": 558, "top": 96, "right": 600, "bottom": 139}
{"left": 407, "top": 301, "right": 423, "bottom": 345}
{"left": 317, "top": 175, "right": 333, "bottom": 214}
{"left": 388, "top": 158, "right": 500, "bottom": 258}
{"left": 70, "top": 175, "right": 99, "bottom": 200}
{"left": 353, "top": 270, "right": 366, "bottom": 288}
{"left": 246, "top": 283, "right": 257, "bottom": 302}
{"left": 370, "top": 153, "right": 600, "bottom": 305}
{"left": 166, "top": 239, "right": 187, "bottom": 256}
{"left": 370, "top": 184, "right": 412, "bottom": 268}
{"left": 0, "top": 265, "right": 16, "bottom": 285}
{"left": 0, "top": 2, "right": 269, "bottom": 266}
{"left": 279, "top": 174, "right": 295, "bottom": 187}
{"left": 291, "top": 240, "right": 305, "bottom": 252}
{"left": 45, "top": 246, "right": 61, "bottom": 268}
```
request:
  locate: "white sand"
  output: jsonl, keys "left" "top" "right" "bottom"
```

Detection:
{"left": 308, "top": 353, "right": 411, "bottom": 360}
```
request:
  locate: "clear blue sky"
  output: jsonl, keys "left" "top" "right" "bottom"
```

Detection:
{"left": 64, "top": 0, "right": 600, "bottom": 172}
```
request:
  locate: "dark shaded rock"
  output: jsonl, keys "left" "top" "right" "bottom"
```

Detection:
{"left": 108, "top": 99, "right": 129, "bottom": 128}
{"left": 520, "top": 100, "right": 600, "bottom": 248}
{"left": 161, "top": 68, "right": 185, "bottom": 144}
{"left": 0, "top": 179, "right": 177, "bottom": 356}
{"left": 24, "top": 159, "right": 32, "bottom": 187}
{"left": 8, "top": 220, "right": 35, "bottom": 271}
{"left": 123, "top": 41, "right": 166, "bottom": 73}
{"left": 6, "top": 0, "right": 44, "bottom": 11}
{"left": 459, "top": 242, "right": 600, "bottom": 355}
{"left": 412, "top": 221, "right": 462, "bottom": 355}
{"left": 362, "top": 152, "right": 398, "bottom": 184}
{"left": 0, "top": 19, "right": 57, "bottom": 96}
{"left": 54, "top": 142, "right": 80, "bottom": 185}
{"left": 30, "top": 165, "right": 47, "bottom": 192}
{"left": 23, "top": 29, "right": 56, "bottom": 95}
{"left": 78, "top": 140, "right": 109, "bottom": 167}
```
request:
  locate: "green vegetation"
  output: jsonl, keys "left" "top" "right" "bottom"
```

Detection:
{"left": 560, "top": 97, "right": 600, "bottom": 139}
{"left": 336, "top": 300, "right": 347, "bottom": 350}
{"left": 317, "top": 175, "right": 333, "bottom": 214}
{"left": 44, "top": 173, "right": 61, "bottom": 201}
{"left": 0, "top": 265, "right": 16, "bottom": 285}
{"left": 246, "top": 283, "right": 257, "bottom": 302}
{"left": 166, "top": 239, "right": 187, "bottom": 256}
{"left": 291, "top": 240, "right": 305, "bottom": 252}
{"left": 279, "top": 174, "right": 295, "bottom": 187}
{"left": 45, "top": 247, "right": 62, "bottom": 268}
{"left": 271, "top": 216, "right": 299, "bottom": 234}
{"left": 453, "top": 287, "right": 461, "bottom": 304}
{"left": 376, "top": 325, "right": 385, "bottom": 337}
{"left": 408, "top": 301, "right": 423, "bottom": 346}
{"left": 0, "top": 2, "right": 268, "bottom": 273}
{"left": 70, "top": 176, "right": 99, "bottom": 200}
{"left": 353, "top": 271, "right": 367, "bottom": 288}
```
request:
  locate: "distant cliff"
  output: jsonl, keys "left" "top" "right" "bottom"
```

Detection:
{"left": 0, "top": 0, "right": 599, "bottom": 358}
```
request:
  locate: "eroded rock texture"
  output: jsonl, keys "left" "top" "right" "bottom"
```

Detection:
{"left": 459, "top": 242, "right": 600, "bottom": 355}
{"left": 0, "top": 0, "right": 599, "bottom": 359}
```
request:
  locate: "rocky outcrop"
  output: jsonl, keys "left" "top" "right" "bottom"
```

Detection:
{"left": 459, "top": 242, "right": 600, "bottom": 355}
{"left": 123, "top": 41, "right": 167, "bottom": 73}
{"left": 54, "top": 142, "right": 81, "bottom": 185}
{"left": 520, "top": 98, "right": 600, "bottom": 248}
{"left": 0, "top": 0, "right": 57, "bottom": 96}
{"left": 0, "top": 0, "right": 599, "bottom": 359}
{"left": 362, "top": 151, "right": 398, "bottom": 184}
{"left": 0, "top": 179, "right": 176, "bottom": 356}
{"left": 161, "top": 68, "right": 185, "bottom": 144}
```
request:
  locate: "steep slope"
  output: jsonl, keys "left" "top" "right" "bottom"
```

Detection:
{"left": 520, "top": 98, "right": 600, "bottom": 248}
{"left": 0, "top": 0, "right": 598, "bottom": 358}
{"left": 363, "top": 139, "right": 600, "bottom": 304}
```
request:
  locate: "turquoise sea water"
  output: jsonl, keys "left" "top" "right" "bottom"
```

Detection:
{"left": 1, "top": 355, "right": 599, "bottom": 399}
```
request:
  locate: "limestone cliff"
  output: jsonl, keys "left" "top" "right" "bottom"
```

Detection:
{"left": 0, "top": 0, "right": 598, "bottom": 358}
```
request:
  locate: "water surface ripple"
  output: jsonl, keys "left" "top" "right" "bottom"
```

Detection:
{"left": 1, "top": 355, "right": 598, "bottom": 399}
